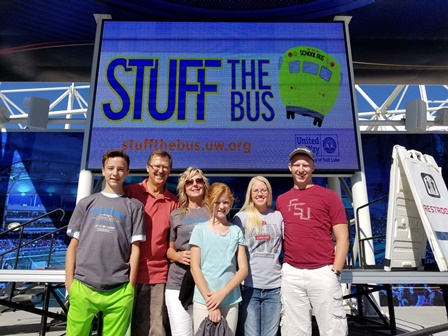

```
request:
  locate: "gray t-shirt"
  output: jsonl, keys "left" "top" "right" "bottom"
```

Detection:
{"left": 233, "top": 209, "right": 283, "bottom": 289}
{"left": 67, "top": 192, "right": 145, "bottom": 291}
{"left": 166, "top": 207, "right": 209, "bottom": 290}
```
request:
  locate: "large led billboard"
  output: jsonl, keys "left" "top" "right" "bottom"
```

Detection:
{"left": 84, "top": 21, "right": 361, "bottom": 173}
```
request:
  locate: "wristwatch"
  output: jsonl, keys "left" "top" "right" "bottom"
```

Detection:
{"left": 331, "top": 269, "right": 341, "bottom": 277}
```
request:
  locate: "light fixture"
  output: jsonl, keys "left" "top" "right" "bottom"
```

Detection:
{"left": 405, "top": 99, "right": 426, "bottom": 132}
{"left": 0, "top": 105, "right": 9, "bottom": 127}
{"left": 434, "top": 108, "right": 448, "bottom": 126}
{"left": 7, "top": 222, "right": 22, "bottom": 232}
{"left": 23, "top": 96, "right": 50, "bottom": 129}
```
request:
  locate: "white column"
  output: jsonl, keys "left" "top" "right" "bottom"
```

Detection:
{"left": 352, "top": 170, "right": 383, "bottom": 316}
{"left": 327, "top": 177, "right": 341, "bottom": 197}
{"left": 351, "top": 171, "right": 375, "bottom": 266}
{"left": 76, "top": 169, "right": 93, "bottom": 203}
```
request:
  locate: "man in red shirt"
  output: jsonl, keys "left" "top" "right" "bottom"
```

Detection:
{"left": 125, "top": 150, "right": 178, "bottom": 336}
{"left": 276, "top": 146, "right": 349, "bottom": 336}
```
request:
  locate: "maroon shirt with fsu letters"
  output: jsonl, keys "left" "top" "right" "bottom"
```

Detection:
{"left": 276, "top": 185, "right": 347, "bottom": 269}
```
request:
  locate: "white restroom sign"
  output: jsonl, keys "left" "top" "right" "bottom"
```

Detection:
{"left": 385, "top": 145, "right": 448, "bottom": 272}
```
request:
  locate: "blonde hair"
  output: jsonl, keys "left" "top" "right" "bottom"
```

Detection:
{"left": 205, "top": 182, "right": 234, "bottom": 217}
{"left": 239, "top": 176, "right": 273, "bottom": 235}
{"left": 177, "top": 167, "right": 210, "bottom": 215}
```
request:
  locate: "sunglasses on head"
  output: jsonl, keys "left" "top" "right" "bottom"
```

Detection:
{"left": 185, "top": 178, "right": 204, "bottom": 186}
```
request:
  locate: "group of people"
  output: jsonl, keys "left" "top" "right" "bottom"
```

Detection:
{"left": 64, "top": 146, "right": 349, "bottom": 336}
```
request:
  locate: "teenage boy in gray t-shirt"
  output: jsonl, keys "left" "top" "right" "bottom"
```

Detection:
{"left": 65, "top": 149, "right": 146, "bottom": 336}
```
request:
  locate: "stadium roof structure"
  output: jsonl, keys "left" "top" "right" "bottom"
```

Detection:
{"left": 0, "top": 0, "right": 447, "bottom": 85}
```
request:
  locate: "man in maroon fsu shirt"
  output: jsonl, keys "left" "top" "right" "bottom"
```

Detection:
{"left": 276, "top": 146, "right": 349, "bottom": 336}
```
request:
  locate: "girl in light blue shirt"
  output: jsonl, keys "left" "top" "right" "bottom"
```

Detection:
{"left": 190, "top": 182, "right": 248, "bottom": 335}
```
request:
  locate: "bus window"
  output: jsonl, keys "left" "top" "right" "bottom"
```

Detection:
{"left": 289, "top": 61, "right": 300, "bottom": 73}
{"left": 320, "top": 66, "right": 332, "bottom": 82}
{"left": 303, "top": 61, "right": 318, "bottom": 75}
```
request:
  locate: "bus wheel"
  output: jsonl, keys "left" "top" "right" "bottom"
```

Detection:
{"left": 313, "top": 118, "right": 323, "bottom": 127}
{"left": 287, "top": 111, "right": 295, "bottom": 119}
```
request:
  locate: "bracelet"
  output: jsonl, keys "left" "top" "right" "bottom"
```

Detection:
{"left": 331, "top": 269, "right": 341, "bottom": 276}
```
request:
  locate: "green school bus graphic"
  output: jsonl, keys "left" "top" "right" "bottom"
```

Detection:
{"left": 279, "top": 46, "right": 341, "bottom": 127}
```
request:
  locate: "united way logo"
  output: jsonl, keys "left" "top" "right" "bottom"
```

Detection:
{"left": 421, "top": 173, "right": 440, "bottom": 198}
{"left": 322, "top": 137, "right": 337, "bottom": 154}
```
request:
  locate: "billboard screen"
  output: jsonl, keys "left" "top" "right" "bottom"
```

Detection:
{"left": 85, "top": 21, "right": 361, "bottom": 173}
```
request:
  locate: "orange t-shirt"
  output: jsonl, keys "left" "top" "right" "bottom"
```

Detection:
{"left": 125, "top": 179, "right": 178, "bottom": 284}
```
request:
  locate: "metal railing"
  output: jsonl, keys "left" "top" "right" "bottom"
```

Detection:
{"left": 403, "top": 323, "right": 448, "bottom": 335}
{"left": 0, "top": 208, "right": 66, "bottom": 270}
{"left": 355, "top": 194, "right": 388, "bottom": 268}
{"left": 0, "top": 208, "right": 66, "bottom": 305}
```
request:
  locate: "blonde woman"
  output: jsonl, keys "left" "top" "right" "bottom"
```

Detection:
{"left": 233, "top": 176, "right": 283, "bottom": 336}
{"left": 166, "top": 167, "right": 210, "bottom": 336}
{"left": 190, "top": 182, "right": 248, "bottom": 335}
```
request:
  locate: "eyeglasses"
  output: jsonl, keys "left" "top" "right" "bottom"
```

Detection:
{"left": 251, "top": 189, "right": 268, "bottom": 195}
{"left": 149, "top": 164, "right": 170, "bottom": 171}
{"left": 185, "top": 178, "right": 204, "bottom": 186}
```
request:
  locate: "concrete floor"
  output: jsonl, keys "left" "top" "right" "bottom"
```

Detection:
{"left": 346, "top": 306, "right": 448, "bottom": 335}
{"left": 0, "top": 308, "right": 65, "bottom": 336}
{"left": 0, "top": 306, "right": 447, "bottom": 336}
